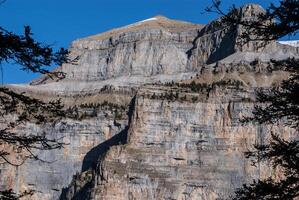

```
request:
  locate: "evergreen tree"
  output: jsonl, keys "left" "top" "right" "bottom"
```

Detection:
{"left": 207, "top": 0, "right": 299, "bottom": 199}
{"left": 0, "top": 24, "right": 70, "bottom": 199}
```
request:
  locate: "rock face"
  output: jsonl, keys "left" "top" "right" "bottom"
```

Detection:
{"left": 0, "top": 3, "right": 298, "bottom": 200}
{"left": 30, "top": 16, "right": 203, "bottom": 88}
{"left": 92, "top": 88, "right": 288, "bottom": 200}
{"left": 187, "top": 4, "right": 298, "bottom": 67}
{"left": 0, "top": 103, "right": 129, "bottom": 200}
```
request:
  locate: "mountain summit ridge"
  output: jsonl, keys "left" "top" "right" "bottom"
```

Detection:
{"left": 8, "top": 3, "right": 298, "bottom": 94}
{"left": 5, "top": 4, "right": 294, "bottom": 98}
{"left": 1, "top": 4, "right": 299, "bottom": 200}
{"left": 85, "top": 15, "right": 204, "bottom": 41}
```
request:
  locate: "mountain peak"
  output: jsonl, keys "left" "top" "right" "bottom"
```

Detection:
{"left": 239, "top": 3, "right": 265, "bottom": 18}
{"left": 152, "top": 15, "right": 168, "bottom": 20}
{"left": 87, "top": 16, "right": 203, "bottom": 41}
{"left": 243, "top": 3, "right": 263, "bottom": 8}
{"left": 136, "top": 15, "right": 169, "bottom": 23}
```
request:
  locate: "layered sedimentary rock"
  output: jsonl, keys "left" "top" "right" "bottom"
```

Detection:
{"left": 187, "top": 4, "right": 298, "bottom": 67}
{"left": 0, "top": 3, "right": 298, "bottom": 200}
{"left": 30, "top": 16, "right": 203, "bottom": 88}
{"left": 92, "top": 86, "right": 292, "bottom": 199}
{"left": 0, "top": 100, "right": 129, "bottom": 199}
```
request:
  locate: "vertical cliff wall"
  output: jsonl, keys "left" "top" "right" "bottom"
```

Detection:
{"left": 87, "top": 86, "right": 293, "bottom": 200}
{"left": 0, "top": 100, "right": 130, "bottom": 199}
{"left": 0, "top": 3, "right": 298, "bottom": 200}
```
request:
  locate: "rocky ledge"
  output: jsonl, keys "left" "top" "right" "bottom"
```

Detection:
{"left": 0, "top": 3, "right": 298, "bottom": 200}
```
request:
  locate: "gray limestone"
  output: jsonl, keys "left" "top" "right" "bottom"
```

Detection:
{"left": 0, "top": 4, "right": 298, "bottom": 200}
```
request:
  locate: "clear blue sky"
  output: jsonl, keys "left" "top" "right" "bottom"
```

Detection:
{"left": 0, "top": 0, "right": 291, "bottom": 84}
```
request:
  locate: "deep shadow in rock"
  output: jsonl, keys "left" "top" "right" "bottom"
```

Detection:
{"left": 206, "top": 26, "right": 237, "bottom": 64}
{"left": 59, "top": 95, "right": 136, "bottom": 200}
{"left": 59, "top": 174, "right": 93, "bottom": 200}
{"left": 59, "top": 126, "right": 128, "bottom": 200}
{"left": 81, "top": 126, "right": 128, "bottom": 172}
{"left": 60, "top": 183, "right": 88, "bottom": 200}
{"left": 80, "top": 95, "right": 136, "bottom": 172}
{"left": 127, "top": 95, "right": 136, "bottom": 125}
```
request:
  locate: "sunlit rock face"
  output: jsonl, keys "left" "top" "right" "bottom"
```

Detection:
{"left": 91, "top": 88, "right": 285, "bottom": 200}
{"left": 30, "top": 16, "right": 203, "bottom": 89}
{"left": 0, "top": 3, "right": 298, "bottom": 200}
{"left": 64, "top": 16, "right": 201, "bottom": 82}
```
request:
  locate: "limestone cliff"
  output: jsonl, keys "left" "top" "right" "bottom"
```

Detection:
{"left": 0, "top": 3, "right": 298, "bottom": 200}
{"left": 91, "top": 86, "right": 293, "bottom": 200}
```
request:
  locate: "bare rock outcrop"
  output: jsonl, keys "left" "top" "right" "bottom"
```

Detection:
{"left": 0, "top": 3, "right": 298, "bottom": 200}
{"left": 91, "top": 87, "right": 293, "bottom": 199}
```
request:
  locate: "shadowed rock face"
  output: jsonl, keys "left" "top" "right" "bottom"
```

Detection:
{"left": 187, "top": 4, "right": 298, "bottom": 67}
{"left": 92, "top": 88, "right": 292, "bottom": 200}
{"left": 0, "top": 3, "right": 298, "bottom": 200}
{"left": 0, "top": 111, "right": 129, "bottom": 200}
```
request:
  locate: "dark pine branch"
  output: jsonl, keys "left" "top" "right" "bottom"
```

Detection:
{"left": 206, "top": 0, "right": 299, "bottom": 43}
{"left": 206, "top": 1, "right": 299, "bottom": 199}
{"left": 0, "top": 87, "right": 66, "bottom": 125}
{"left": 0, "top": 26, "right": 69, "bottom": 79}
{"left": 0, "top": 88, "right": 69, "bottom": 166}
{"left": 0, "top": 189, "right": 34, "bottom": 200}
{"left": 243, "top": 59, "right": 299, "bottom": 129}
{"left": 0, "top": 16, "right": 75, "bottom": 196}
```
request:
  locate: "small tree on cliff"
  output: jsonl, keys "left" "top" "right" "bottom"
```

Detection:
{"left": 207, "top": 0, "right": 299, "bottom": 199}
{"left": 0, "top": 23, "right": 71, "bottom": 199}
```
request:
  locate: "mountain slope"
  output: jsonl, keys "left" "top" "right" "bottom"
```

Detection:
{"left": 0, "top": 4, "right": 298, "bottom": 200}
